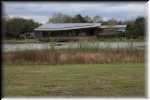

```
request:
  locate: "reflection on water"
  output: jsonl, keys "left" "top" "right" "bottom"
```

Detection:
{"left": 3, "top": 42, "right": 145, "bottom": 52}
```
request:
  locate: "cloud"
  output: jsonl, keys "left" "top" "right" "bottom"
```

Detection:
{"left": 3, "top": 2, "right": 147, "bottom": 23}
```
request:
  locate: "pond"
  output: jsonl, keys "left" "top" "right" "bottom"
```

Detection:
{"left": 3, "top": 42, "right": 146, "bottom": 52}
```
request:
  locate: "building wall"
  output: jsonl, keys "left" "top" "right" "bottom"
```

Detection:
{"left": 36, "top": 28, "right": 96, "bottom": 38}
{"left": 96, "top": 27, "right": 125, "bottom": 37}
{"left": 34, "top": 27, "right": 126, "bottom": 41}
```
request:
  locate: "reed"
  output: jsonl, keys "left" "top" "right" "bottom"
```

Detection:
{"left": 3, "top": 47, "right": 145, "bottom": 64}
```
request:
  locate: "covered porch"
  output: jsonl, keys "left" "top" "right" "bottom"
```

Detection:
{"left": 35, "top": 27, "right": 101, "bottom": 41}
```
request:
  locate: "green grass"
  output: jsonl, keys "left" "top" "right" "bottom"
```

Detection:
{"left": 3, "top": 63, "right": 145, "bottom": 97}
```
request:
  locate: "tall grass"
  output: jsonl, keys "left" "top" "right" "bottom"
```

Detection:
{"left": 3, "top": 47, "right": 145, "bottom": 64}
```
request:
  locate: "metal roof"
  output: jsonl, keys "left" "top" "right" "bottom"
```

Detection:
{"left": 34, "top": 23, "right": 127, "bottom": 31}
{"left": 34, "top": 23, "right": 101, "bottom": 31}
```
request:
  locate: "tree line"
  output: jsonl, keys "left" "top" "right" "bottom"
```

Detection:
{"left": 48, "top": 12, "right": 119, "bottom": 25}
{"left": 3, "top": 17, "right": 40, "bottom": 39}
{"left": 3, "top": 13, "right": 146, "bottom": 40}
{"left": 126, "top": 17, "right": 145, "bottom": 39}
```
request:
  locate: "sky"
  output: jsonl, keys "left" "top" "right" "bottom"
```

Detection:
{"left": 3, "top": 2, "right": 147, "bottom": 24}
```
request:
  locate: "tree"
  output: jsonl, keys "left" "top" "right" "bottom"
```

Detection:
{"left": 84, "top": 16, "right": 93, "bottom": 23}
{"left": 92, "top": 15, "right": 103, "bottom": 23}
{"left": 49, "top": 12, "right": 73, "bottom": 23}
{"left": 73, "top": 14, "right": 87, "bottom": 23}
{"left": 49, "top": 13, "right": 89, "bottom": 23}
{"left": 107, "top": 18, "right": 118, "bottom": 25}
{"left": 134, "top": 17, "right": 145, "bottom": 36}
{"left": 126, "top": 22, "right": 136, "bottom": 38}
{"left": 4, "top": 17, "right": 40, "bottom": 39}
{"left": 126, "top": 17, "right": 145, "bottom": 38}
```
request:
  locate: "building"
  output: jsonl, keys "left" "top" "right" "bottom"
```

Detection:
{"left": 34, "top": 23, "right": 126, "bottom": 41}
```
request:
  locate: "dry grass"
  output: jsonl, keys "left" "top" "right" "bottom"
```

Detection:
{"left": 3, "top": 48, "right": 145, "bottom": 64}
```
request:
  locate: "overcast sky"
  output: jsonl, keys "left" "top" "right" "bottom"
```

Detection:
{"left": 3, "top": 2, "right": 147, "bottom": 24}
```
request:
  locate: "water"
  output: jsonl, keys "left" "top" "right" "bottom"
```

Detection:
{"left": 3, "top": 42, "right": 145, "bottom": 52}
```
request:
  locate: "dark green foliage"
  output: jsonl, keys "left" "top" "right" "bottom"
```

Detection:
{"left": 49, "top": 13, "right": 89, "bottom": 23}
{"left": 134, "top": 17, "right": 145, "bottom": 36}
{"left": 3, "top": 18, "right": 40, "bottom": 39}
{"left": 92, "top": 15, "right": 103, "bottom": 23}
{"left": 126, "top": 22, "right": 136, "bottom": 38}
{"left": 49, "top": 13, "right": 74, "bottom": 23}
{"left": 126, "top": 17, "right": 145, "bottom": 39}
{"left": 103, "top": 18, "right": 118, "bottom": 25}
{"left": 49, "top": 12, "right": 105, "bottom": 23}
{"left": 73, "top": 14, "right": 87, "bottom": 23}
{"left": 84, "top": 16, "right": 93, "bottom": 23}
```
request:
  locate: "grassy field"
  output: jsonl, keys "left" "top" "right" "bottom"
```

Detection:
{"left": 3, "top": 63, "right": 145, "bottom": 97}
